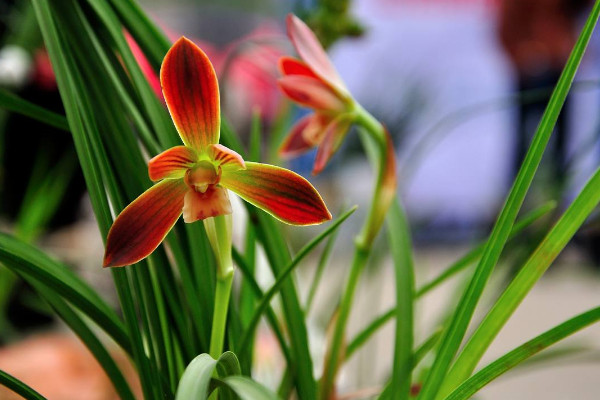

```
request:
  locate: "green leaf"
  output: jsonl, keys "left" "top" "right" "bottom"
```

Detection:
{"left": 83, "top": 0, "right": 177, "bottom": 150}
{"left": 387, "top": 199, "right": 415, "bottom": 399}
{"left": 305, "top": 205, "right": 344, "bottom": 313}
{"left": 31, "top": 2, "right": 161, "bottom": 398}
{"left": 216, "top": 352, "right": 243, "bottom": 400}
{"left": 417, "top": 201, "right": 555, "bottom": 298}
{"left": 108, "top": 0, "right": 171, "bottom": 70}
{"left": 238, "top": 207, "right": 357, "bottom": 353}
{"left": 0, "top": 89, "right": 69, "bottom": 131}
{"left": 217, "top": 376, "right": 281, "bottom": 400}
{"left": 15, "top": 152, "right": 77, "bottom": 242}
{"left": 418, "top": 3, "right": 600, "bottom": 398}
{"left": 0, "top": 233, "right": 129, "bottom": 353}
{"left": 0, "top": 369, "right": 46, "bottom": 400}
{"left": 345, "top": 202, "right": 555, "bottom": 360}
{"left": 31, "top": 283, "right": 136, "bottom": 400}
{"left": 175, "top": 352, "right": 242, "bottom": 400}
{"left": 442, "top": 166, "right": 600, "bottom": 395}
{"left": 231, "top": 247, "right": 293, "bottom": 368}
{"left": 251, "top": 210, "right": 318, "bottom": 400}
{"left": 443, "top": 307, "right": 600, "bottom": 400}
{"left": 176, "top": 354, "right": 217, "bottom": 400}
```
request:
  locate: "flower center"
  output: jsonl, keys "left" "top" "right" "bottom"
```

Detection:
{"left": 184, "top": 160, "right": 220, "bottom": 193}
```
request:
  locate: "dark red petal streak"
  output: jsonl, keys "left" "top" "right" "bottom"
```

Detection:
{"left": 279, "top": 76, "right": 346, "bottom": 111}
{"left": 279, "top": 57, "right": 319, "bottom": 79}
{"left": 220, "top": 162, "right": 331, "bottom": 225}
{"left": 313, "top": 114, "right": 353, "bottom": 175}
{"left": 148, "top": 145, "right": 197, "bottom": 181}
{"left": 286, "top": 14, "right": 346, "bottom": 91}
{"left": 161, "top": 37, "right": 220, "bottom": 151}
{"left": 279, "top": 115, "right": 316, "bottom": 157}
{"left": 103, "top": 180, "right": 187, "bottom": 267}
{"left": 208, "top": 144, "right": 246, "bottom": 171}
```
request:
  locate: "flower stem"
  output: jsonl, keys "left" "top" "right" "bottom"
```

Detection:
{"left": 320, "top": 105, "right": 395, "bottom": 399}
{"left": 205, "top": 214, "right": 235, "bottom": 359}
{"left": 209, "top": 270, "right": 234, "bottom": 359}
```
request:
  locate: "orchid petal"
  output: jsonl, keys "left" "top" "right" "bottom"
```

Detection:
{"left": 220, "top": 162, "right": 331, "bottom": 225}
{"left": 279, "top": 75, "right": 346, "bottom": 111}
{"left": 183, "top": 186, "right": 232, "bottom": 223}
{"left": 208, "top": 143, "right": 246, "bottom": 171}
{"left": 313, "top": 114, "right": 353, "bottom": 175}
{"left": 286, "top": 14, "right": 347, "bottom": 92}
{"left": 148, "top": 145, "right": 198, "bottom": 181}
{"left": 279, "top": 115, "right": 316, "bottom": 157}
{"left": 161, "top": 37, "right": 220, "bottom": 151}
{"left": 279, "top": 56, "right": 319, "bottom": 79}
{"left": 103, "top": 179, "right": 188, "bottom": 267}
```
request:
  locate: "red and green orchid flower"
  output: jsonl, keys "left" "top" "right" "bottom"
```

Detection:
{"left": 103, "top": 37, "right": 331, "bottom": 268}
{"left": 278, "top": 14, "right": 356, "bottom": 175}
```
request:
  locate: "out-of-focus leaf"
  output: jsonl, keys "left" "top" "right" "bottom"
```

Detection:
{"left": 0, "top": 370, "right": 46, "bottom": 400}
{"left": 444, "top": 307, "right": 600, "bottom": 400}
{"left": 216, "top": 376, "right": 281, "bottom": 400}
{"left": 418, "top": 3, "right": 600, "bottom": 395}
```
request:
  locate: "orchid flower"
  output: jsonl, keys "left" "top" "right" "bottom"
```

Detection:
{"left": 278, "top": 14, "right": 356, "bottom": 175}
{"left": 103, "top": 37, "right": 331, "bottom": 268}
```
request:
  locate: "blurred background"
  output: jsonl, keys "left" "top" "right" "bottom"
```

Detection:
{"left": 1, "top": 0, "right": 600, "bottom": 399}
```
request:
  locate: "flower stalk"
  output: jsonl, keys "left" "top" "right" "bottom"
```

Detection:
{"left": 320, "top": 105, "right": 396, "bottom": 399}
{"left": 204, "top": 214, "right": 234, "bottom": 358}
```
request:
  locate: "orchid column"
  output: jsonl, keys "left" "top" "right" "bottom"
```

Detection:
{"left": 278, "top": 15, "right": 397, "bottom": 398}
{"left": 103, "top": 37, "right": 331, "bottom": 359}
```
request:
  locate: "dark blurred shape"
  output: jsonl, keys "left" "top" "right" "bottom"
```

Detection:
{"left": 298, "top": 0, "right": 364, "bottom": 48}
{"left": 0, "top": 1, "right": 86, "bottom": 338}
{"left": 498, "top": 0, "right": 591, "bottom": 182}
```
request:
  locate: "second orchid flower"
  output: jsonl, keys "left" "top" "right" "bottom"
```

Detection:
{"left": 278, "top": 14, "right": 357, "bottom": 175}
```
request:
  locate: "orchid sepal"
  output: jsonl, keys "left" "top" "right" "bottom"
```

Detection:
{"left": 103, "top": 179, "right": 188, "bottom": 268}
{"left": 220, "top": 162, "right": 331, "bottom": 226}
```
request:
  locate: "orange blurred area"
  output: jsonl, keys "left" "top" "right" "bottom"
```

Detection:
{"left": 0, "top": 334, "right": 141, "bottom": 400}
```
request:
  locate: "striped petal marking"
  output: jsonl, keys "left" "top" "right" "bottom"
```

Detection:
{"left": 208, "top": 143, "right": 246, "bottom": 172}
{"left": 148, "top": 145, "right": 198, "bottom": 181}
{"left": 103, "top": 179, "right": 188, "bottom": 267}
{"left": 220, "top": 162, "right": 331, "bottom": 225}
{"left": 161, "top": 37, "right": 220, "bottom": 151}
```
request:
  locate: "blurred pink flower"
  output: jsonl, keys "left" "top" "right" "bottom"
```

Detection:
{"left": 126, "top": 24, "right": 286, "bottom": 126}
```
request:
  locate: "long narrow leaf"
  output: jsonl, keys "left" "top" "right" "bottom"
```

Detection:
{"left": 345, "top": 201, "right": 555, "bottom": 359}
{"left": 238, "top": 207, "right": 357, "bottom": 353}
{"left": 387, "top": 199, "right": 415, "bottom": 398}
{"left": 216, "top": 376, "right": 281, "bottom": 400}
{"left": 418, "top": 3, "right": 600, "bottom": 398}
{"left": 444, "top": 307, "right": 600, "bottom": 400}
{"left": 0, "top": 234, "right": 129, "bottom": 352}
{"left": 0, "top": 370, "right": 46, "bottom": 400}
{"left": 443, "top": 166, "right": 600, "bottom": 393}
{"left": 31, "top": 282, "right": 136, "bottom": 400}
